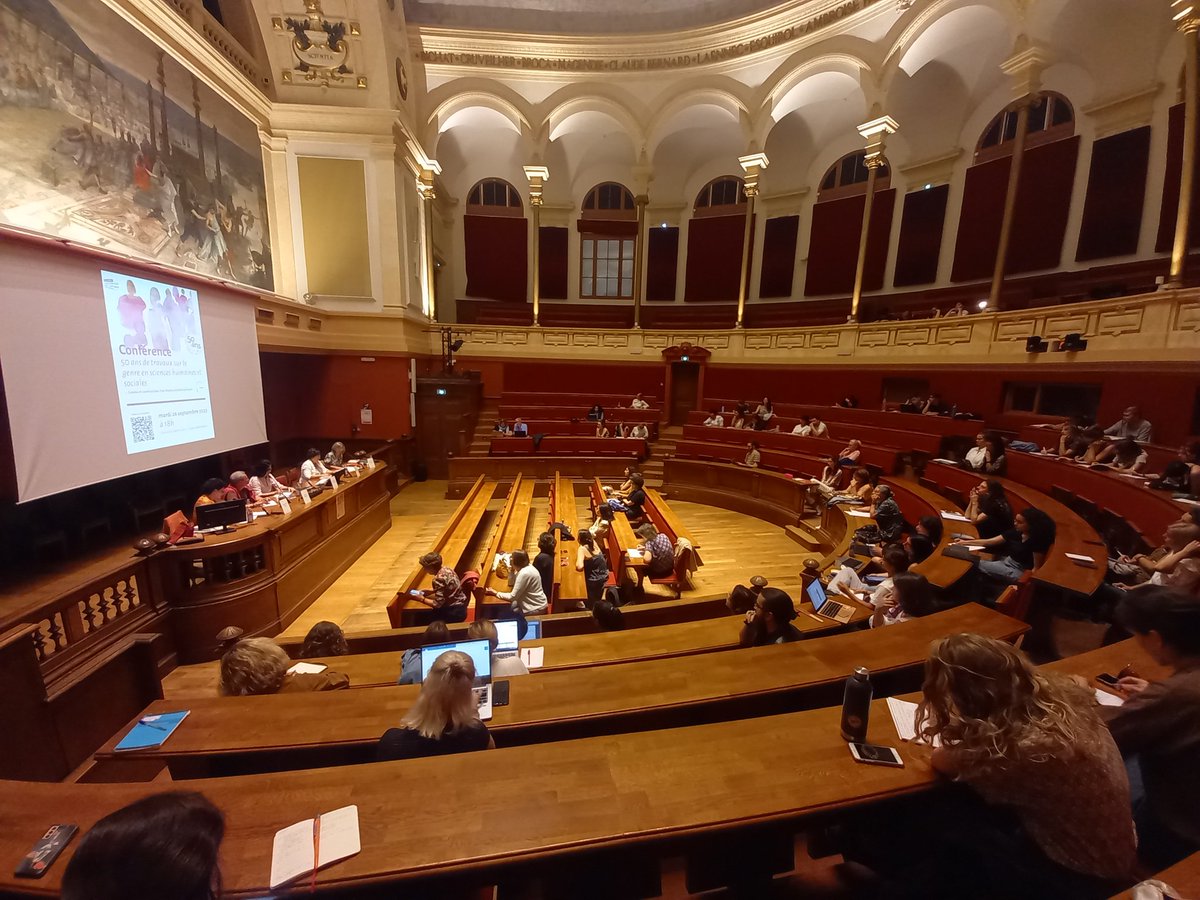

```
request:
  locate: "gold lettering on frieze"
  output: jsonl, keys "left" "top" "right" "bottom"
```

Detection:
{"left": 1096, "top": 308, "right": 1143, "bottom": 336}
{"left": 419, "top": 0, "right": 872, "bottom": 71}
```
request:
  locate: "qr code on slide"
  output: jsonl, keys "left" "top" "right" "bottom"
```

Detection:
{"left": 130, "top": 415, "right": 154, "bottom": 443}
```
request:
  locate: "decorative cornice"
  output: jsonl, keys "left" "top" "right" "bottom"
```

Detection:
{"left": 413, "top": 0, "right": 885, "bottom": 74}
{"left": 897, "top": 149, "right": 962, "bottom": 188}
{"left": 1081, "top": 83, "right": 1164, "bottom": 139}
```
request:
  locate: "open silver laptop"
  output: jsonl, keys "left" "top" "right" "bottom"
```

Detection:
{"left": 808, "top": 578, "right": 855, "bottom": 624}
{"left": 420, "top": 638, "right": 493, "bottom": 720}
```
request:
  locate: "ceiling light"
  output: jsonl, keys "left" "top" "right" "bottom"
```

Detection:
{"left": 977, "top": 300, "right": 989, "bottom": 310}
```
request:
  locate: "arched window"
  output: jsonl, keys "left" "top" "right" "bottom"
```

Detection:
{"left": 975, "top": 92, "right": 1074, "bottom": 163}
{"left": 466, "top": 178, "right": 523, "bottom": 216}
{"left": 579, "top": 183, "right": 636, "bottom": 299}
{"left": 582, "top": 182, "right": 635, "bottom": 217}
{"left": 817, "top": 150, "right": 891, "bottom": 202}
{"left": 693, "top": 176, "right": 746, "bottom": 217}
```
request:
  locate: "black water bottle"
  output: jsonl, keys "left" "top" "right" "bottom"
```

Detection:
{"left": 840, "top": 666, "right": 872, "bottom": 742}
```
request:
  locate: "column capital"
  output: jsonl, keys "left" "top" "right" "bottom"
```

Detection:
{"left": 1173, "top": 1, "right": 1200, "bottom": 33}
{"left": 1000, "top": 37, "right": 1052, "bottom": 101}
{"left": 857, "top": 114, "right": 899, "bottom": 165}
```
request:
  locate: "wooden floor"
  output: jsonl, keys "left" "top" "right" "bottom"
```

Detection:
{"left": 278, "top": 478, "right": 824, "bottom": 639}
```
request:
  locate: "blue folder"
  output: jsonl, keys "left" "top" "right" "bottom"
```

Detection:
{"left": 114, "top": 710, "right": 190, "bottom": 752}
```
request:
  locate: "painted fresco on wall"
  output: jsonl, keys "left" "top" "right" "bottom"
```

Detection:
{"left": 0, "top": 0, "right": 272, "bottom": 290}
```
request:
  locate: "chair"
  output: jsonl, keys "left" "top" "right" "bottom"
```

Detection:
{"left": 651, "top": 545, "right": 693, "bottom": 599}
{"left": 994, "top": 572, "right": 1034, "bottom": 648}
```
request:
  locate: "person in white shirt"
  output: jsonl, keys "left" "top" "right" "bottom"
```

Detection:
{"left": 791, "top": 416, "right": 813, "bottom": 437}
{"left": 467, "top": 619, "right": 529, "bottom": 677}
{"left": 704, "top": 410, "right": 725, "bottom": 428}
{"left": 248, "top": 459, "right": 286, "bottom": 498}
{"left": 630, "top": 393, "right": 650, "bottom": 410}
{"left": 299, "top": 448, "right": 329, "bottom": 485}
{"left": 808, "top": 416, "right": 829, "bottom": 438}
{"left": 630, "top": 423, "right": 649, "bottom": 440}
{"left": 964, "top": 433, "right": 988, "bottom": 470}
{"left": 485, "top": 550, "right": 548, "bottom": 616}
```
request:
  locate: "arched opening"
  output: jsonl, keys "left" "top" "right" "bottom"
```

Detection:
{"left": 579, "top": 182, "right": 637, "bottom": 299}
{"left": 466, "top": 178, "right": 524, "bottom": 216}
{"left": 974, "top": 92, "right": 1074, "bottom": 164}
{"left": 817, "top": 150, "right": 891, "bottom": 202}
{"left": 693, "top": 176, "right": 747, "bottom": 218}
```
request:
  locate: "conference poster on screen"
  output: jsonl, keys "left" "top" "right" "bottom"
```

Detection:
{"left": 101, "top": 270, "right": 215, "bottom": 454}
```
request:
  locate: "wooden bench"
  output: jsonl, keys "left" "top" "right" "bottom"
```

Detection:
{"left": 493, "top": 418, "right": 659, "bottom": 440}
{"left": 702, "top": 399, "right": 982, "bottom": 438}
{"left": 498, "top": 405, "right": 660, "bottom": 424}
{"left": 387, "top": 474, "right": 497, "bottom": 627}
{"left": 685, "top": 411, "right": 943, "bottom": 456}
{"left": 681, "top": 424, "right": 902, "bottom": 473}
{"left": 447, "top": 456, "right": 635, "bottom": 498}
{"left": 490, "top": 436, "right": 648, "bottom": 457}
{"left": 663, "top": 458, "right": 810, "bottom": 528}
{"left": 92, "top": 605, "right": 1025, "bottom": 780}
{"left": 476, "top": 474, "right": 537, "bottom": 620}
{"left": 550, "top": 473, "right": 590, "bottom": 610}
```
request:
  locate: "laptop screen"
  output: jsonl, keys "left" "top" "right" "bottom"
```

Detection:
{"left": 420, "top": 639, "right": 491, "bottom": 684}
{"left": 525, "top": 620, "right": 541, "bottom": 640}
{"left": 806, "top": 578, "right": 828, "bottom": 612}
{"left": 494, "top": 619, "right": 519, "bottom": 651}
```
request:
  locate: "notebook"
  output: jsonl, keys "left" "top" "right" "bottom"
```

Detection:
{"left": 269, "top": 805, "right": 361, "bottom": 889}
{"left": 287, "top": 662, "right": 328, "bottom": 675}
{"left": 887, "top": 697, "right": 941, "bottom": 747}
{"left": 940, "top": 511, "right": 972, "bottom": 522}
{"left": 114, "top": 711, "right": 190, "bottom": 752}
{"left": 808, "top": 579, "right": 854, "bottom": 624}
{"left": 420, "top": 639, "right": 494, "bottom": 720}
{"left": 520, "top": 647, "right": 545, "bottom": 669}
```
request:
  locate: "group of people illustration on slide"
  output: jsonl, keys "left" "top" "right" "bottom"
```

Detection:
{"left": 115, "top": 280, "right": 199, "bottom": 352}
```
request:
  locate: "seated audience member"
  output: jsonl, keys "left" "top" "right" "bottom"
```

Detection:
{"left": 377, "top": 650, "right": 495, "bottom": 762}
{"left": 838, "top": 395, "right": 859, "bottom": 408}
{"left": 965, "top": 479, "right": 1015, "bottom": 539}
{"left": 846, "top": 634, "right": 1135, "bottom": 897}
{"left": 60, "top": 791, "right": 225, "bottom": 900}
{"left": 604, "top": 466, "right": 635, "bottom": 500}
{"left": 1100, "top": 438, "right": 1149, "bottom": 474}
{"left": 532, "top": 532, "right": 556, "bottom": 599}
{"left": 299, "top": 448, "right": 329, "bottom": 485}
{"left": 798, "top": 457, "right": 845, "bottom": 503}
{"left": 907, "top": 514, "right": 944, "bottom": 564}
{"left": 1034, "top": 416, "right": 1088, "bottom": 457}
{"left": 592, "top": 599, "right": 625, "bottom": 630}
{"left": 576, "top": 530, "right": 610, "bottom": 605}
{"left": 398, "top": 621, "right": 452, "bottom": 685}
{"left": 192, "top": 477, "right": 232, "bottom": 521}
{"left": 1155, "top": 459, "right": 1195, "bottom": 494}
{"left": 829, "top": 544, "right": 909, "bottom": 605}
{"left": 963, "top": 432, "right": 989, "bottom": 470}
{"left": 731, "top": 400, "right": 751, "bottom": 430}
{"left": 595, "top": 421, "right": 611, "bottom": 438}
{"left": 830, "top": 467, "right": 874, "bottom": 505}
{"left": 837, "top": 439, "right": 862, "bottom": 466}
{"left": 589, "top": 502, "right": 614, "bottom": 540}
{"left": 1103, "top": 405, "right": 1153, "bottom": 444}
{"left": 1104, "top": 588, "right": 1200, "bottom": 868}
{"left": 485, "top": 549, "right": 548, "bottom": 616}
{"left": 957, "top": 507, "right": 1057, "bottom": 584}
{"left": 622, "top": 473, "right": 648, "bottom": 520}
{"left": 299, "top": 621, "right": 348, "bottom": 659}
{"left": 411, "top": 551, "right": 469, "bottom": 623}
{"left": 922, "top": 393, "right": 949, "bottom": 416}
{"left": 1107, "top": 523, "right": 1200, "bottom": 600}
{"left": 726, "top": 583, "right": 757, "bottom": 614}
{"left": 853, "top": 485, "right": 904, "bottom": 545}
{"left": 586, "top": 403, "right": 605, "bottom": 422}
{"left": 634, "top": 522, "right": 675, "bottom": 581}
{"left": 791, "top": 415, "right": 813, "bottom": 436}
{"left": 738, "top": 441, "right": 761, "bottom": 468}
{"left": 630, "top": 393, "right": 650, "bottom": 410}
{"left": 511, "top": 417, "right": 529, "bottom": 437}
{"left": 248, "top": 459, "right": 286, "bottom": 498}
{"left": 1078, "top": 425, "right": 1109, "bottom": 464}
{"left": 493, "top": 418, "right": 512, "bottom": 435}
{"left": 964, "top": 432, "right": 1007, "bottom": 475}
{"left": 739, "top": 587, "right": 802, "bottom": 646}
{"left": 753, "top": 397, "right": 775, "bottom": 431}
{"left": 870, "top": 571, "right": 936, "bottom": 627}
{"left": 808, "top": 415, "right": 829, "bottom": 438}
{"left": 1179, "top": 441, "right": 1200, "bottom": 495}
{"left": 629, "top": 422, "right": 649, "bottom": 440}
{"left": 704, "top": 409, "right": 726, "bottom": 427}
{"left": 943, "top": 301, "right": 967, "bottom": 316}
{"left": 215, "top": 625, "right": 245, "bottom": 657}
{"left": 219, "top": 637, "right": 349, "bottom": 695}
{"left": 325, "top": 441, "right": 347, "bottom": 467}
{"left": 468, "top": 619, "right": 529, "bottom": 677}
{"left": 228, "top": 470, "right": 257, "bottom": 503}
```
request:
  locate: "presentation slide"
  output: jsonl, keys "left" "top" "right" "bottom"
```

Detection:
{"left": 101, "top": 271, "right": 215, "bottom": 454}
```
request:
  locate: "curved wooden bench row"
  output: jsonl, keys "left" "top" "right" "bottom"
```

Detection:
{"left": 681, "top": 423, "right": 903, "bottom": 473}
{"left": 3, "top": 639, "right": 1159, "bottom": 900}
{"left": 93, "top": 605, "right": 1025, "bottom": 781}
{"left": 489, "top": 436, "right": 648, "bottom": 457}
{"left": 1013, "top": 424, "right": 1182, "bottom": 473}
{"left": 497, "top": 404, "right": 660, "bottom": 424}
{"left": 700, "top": 399, "right": 982, "bottom": 439}
{"left": 490, "top": 418, "right": 660, "bottom": 440}
{"left": 685, "top": 411, "right": 943, "bottom": 456}
{"left": 921, "top": 461, "right": 1106, "bottom": 597}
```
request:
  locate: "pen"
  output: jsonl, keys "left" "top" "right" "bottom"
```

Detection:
{"left": 311, "top": 813, "right": 321, "bottom": 892}
{"left": 137, "top": 718, "right": 169, "bottom": 731}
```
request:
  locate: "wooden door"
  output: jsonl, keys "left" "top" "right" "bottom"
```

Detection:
{"left": 669, "top": 362, "right": 700, "bottom": 425}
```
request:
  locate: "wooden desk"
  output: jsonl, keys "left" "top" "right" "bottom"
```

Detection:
{"left": 95, "top": 605, "right": 1024, "bottom": 779}
{"left": 685, "top": 412, "right": 943, "bottom": 455}
{"left": 680, "top": 424, "right": 902, "bottom": 474}
{"left": 663, "top": 458, "right": 810, "bottom": 528}
{"left": 478, "top": 475, "right": 537, "bottom": 619}
{"left": 701, "top": 400, "right": 982, "bottom": 438}
{"left": 388, "top": 475, "right": 497, "bottom": 627}
{"left": 673, "top": 439, "right": 830, "bottom": 483}
{"left": 550, "top": 474, "right": 590, "bottom": 610}
{"left": 501, "top": 419, "right": 659, "bottom": 440}
{"left": 490, "top": 436, "right": 648, "bottom": 458}
{"left": 922, "top": 462, "right": 1105, "bottom": 596}
{"left": 498, "top": 405, "right": 660, "bottom": 424}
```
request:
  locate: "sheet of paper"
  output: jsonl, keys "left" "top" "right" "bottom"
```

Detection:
{"left": 251, "top": 511, "right": 267, "bottom": 519}
{"left": 887, "top": 697, "right": 940, "bottom": 747}
{"left": 269, "top": 805, "right": 360, "bottom": 889}
{"left": 931, "top": 458, "right": 959, "bottom": 465}
{"left": 940, "top": 511, "right": 972, "bottom": 522}
{"left": 626, "top": 549, "right": 643, "bottom": 561}
{"left": 300, "top": 490, "right": 311, "bottom": 505}
{"left": 279, "top": 497, "right": 293, "bottom": 515}
{"left": 1064, "top": 553, "right": 1095, "bottom": 563}
{"left": 329, "top": 476, "right": 338, "bottom": 490}
{"left": 366, "top": 456, "right": 376, "bottom": 469}
{"left": 1094, "top": 688, "right": 1125, "bottom": 707}
{"left": 845, "top": 510, "right": 872, "bottom": 518}
{"left": 965, "top": 545, "right": 986, "bottom": 552}
{"left": 287, "top": 662, "right": 328, "bottom": 675}
{"left": 520, "top": 647, "right": 544, "bottom": 669}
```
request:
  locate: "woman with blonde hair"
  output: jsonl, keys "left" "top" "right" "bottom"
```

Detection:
{"left": 377, "top": 650, "right": 494, "bottom": 761}
{"left": 846, "top": 633, "right": 1136, "bottom": 898}
{"left": 219, "top": 637, "right": 348, "bottom": 695}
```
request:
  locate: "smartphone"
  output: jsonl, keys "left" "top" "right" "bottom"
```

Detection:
{"left": 14, "top": 825, "right": 77, "bottom": 878}
{"left": 849, "top": 743, "right": 904, "bottom": 767}
{"left": 492, "top": 680, "right": 511, "bottom": 707}
{"left": 1096, "top": 673, "right": 1120, "bottom": 687}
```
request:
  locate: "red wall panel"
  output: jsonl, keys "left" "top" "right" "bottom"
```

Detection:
{"left": 1077, "top": 127, "right": 1150, "bottom": 262}
{"left": 803, "top": 189, "right": 895, "bottom": 296}
{"left": 1156, "top": 103, "right": 1200, "bottom": 253}
{"left": 498, "top": 360, "right": 665, "bottom": 397}
{"left": 646, "top": 226, "right": 679, "bottom": 302}
{"left": 1008, "top": 136, "right": 1079, "bottom": 274}
{"left": 684, "top": 214, "right": 746, "bottom": 301}
{"left": 758, "top": 215, "right": 799, "bottom": 299}
{"left": 893, "top": 185, "right": 949, "bottom": 287}
{"left": 952, "top": 156, "right": 1010, "bottom": 282}
{"left": 464, "top": 215, "right": 528, "bottom": 302}
{"left": 539, "top": 226, "right": 569, "bottom": 300}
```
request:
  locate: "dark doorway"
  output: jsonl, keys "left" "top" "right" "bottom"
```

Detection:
{"left": 669, "top": 362, "right": 700, "bottom": 425}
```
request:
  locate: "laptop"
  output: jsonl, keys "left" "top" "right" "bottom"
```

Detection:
{"left": 807, "top": 578, "right": 855, "bottom": 624}
{"left": 420, "top": 638, "right": 494, "bottom": 720}
{"left": 494, "top": 619, "right": 541, "bottom": 655}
